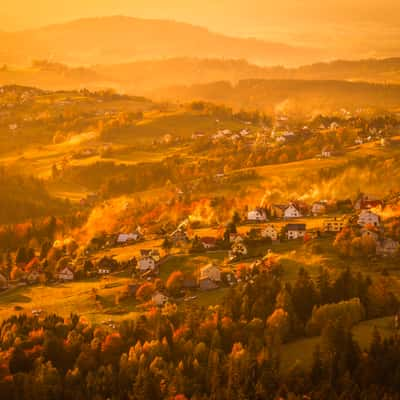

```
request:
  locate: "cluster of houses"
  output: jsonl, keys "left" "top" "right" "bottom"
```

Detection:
{"left": 129, "top": 261, "right": 225, "bottom": 307}
{"left": 247, "top": 201, "right": 321, "bottom": 222}
{"left": 211, "top": 128, "right": 251, "bottom": 142}
{"left": 189, "top": 112, "right": 400, "bottom": 160}
{"left": 356, "top": 209, "right": 399, "bottom": 257}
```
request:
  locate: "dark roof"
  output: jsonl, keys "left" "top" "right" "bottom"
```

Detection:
{"left": 286, "top": 224, "right": 306, "bottom": 231}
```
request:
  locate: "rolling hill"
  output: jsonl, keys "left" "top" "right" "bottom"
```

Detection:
{"left": 0, "top": 16, "right": 322, "bottom": 67}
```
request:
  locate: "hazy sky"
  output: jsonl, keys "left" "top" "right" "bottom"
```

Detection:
{"left": 1, "top": 0, "right": 400, "bottom": 47}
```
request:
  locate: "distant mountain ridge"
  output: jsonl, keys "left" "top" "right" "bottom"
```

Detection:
{"left": 0, "top": 16, "right": 323, "bottom": 66}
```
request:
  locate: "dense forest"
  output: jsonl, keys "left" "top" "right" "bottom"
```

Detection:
{"left": 0, "top": 268, "right": 399, "bottom": 399}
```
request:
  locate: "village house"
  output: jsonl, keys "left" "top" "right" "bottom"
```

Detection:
{"left": 97, "top": 256, "right": 119, "bottom": 275}
{"left": 276, "top": 136, "right": 286, "bottom": 144}
{"left": 152, "top": 292, "right": 169, "bottom": 306}
{"left": 201, "top": 237, "right": 217, "bottom": 250}
{"left": 247, "top": 208, "right": 268, "bottom": 222}
{"left": 376, "top": 239, "right": 399, "bottom": 257}
{"left": 200, "top": 263, "right": 221, "bottom": 283}
{"left": 286, "top": 224, "right": 306, "bottom": 240}
{"left": 357, "top": 210, "right": 380, "bottom": 227}
{"left": 138, "top": 250, "right": 157, "bottom": 273}
{"left": 323, "top": 217, "right": 347, "bottom": 232}
{"left": 27, "top": 269, "right": 41, "bottom": 284}
{"left": 261, "top": 224, "right": 278, "bottom": 241}
{"left": 320, "top": 148, "right": 332, "bottom": 158}
{"left": 311, "top": 201, "right": 327, "bottom": 216}
{"left": 98, "top": 267, "right": 111, "bottom": 275}
{"left": 284, "top": 204, "right": 302, "bottom": 219}
{"left": 212, "top": 132, "right": 224, "bottom": 140}
{"left": 58, "top": 266, "right": 74, "bottom": 282}
{"left": 354, "top": 193, "right": 382, "bottom": 211}
{"left": 330, "top": 122, "right": 340, "bottom": 130}
{"left": 116, "top": 231, "right": 142, "bottom": 245}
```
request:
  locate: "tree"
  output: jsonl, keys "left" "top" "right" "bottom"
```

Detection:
{"left": 9, "top": 346, "right": 32, "bottom": 374}
{"left": 136, "top": 282, "right": 155, "bottom": 302}
{"left": 292, "top": 268, "right": 319, "bottom": 324}
{"left": 166, "top": 271, "right": 184, "bottom": 297}
{"left": 266, "top": 308, "right": 290, "bottom": 342}
{"left": 232, "top": 211, "right": 241, "bottom": 225}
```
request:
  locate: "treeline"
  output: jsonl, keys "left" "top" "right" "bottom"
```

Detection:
{"left": 0, "top": 268, "right": 398, "bottom": 399}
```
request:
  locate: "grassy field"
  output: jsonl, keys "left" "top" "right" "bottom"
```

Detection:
{"left": 0, "top": 276, "right": 138, "bottom": 325}
{"left": 0, "top": 248, "right": 229, "bottom": 324}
